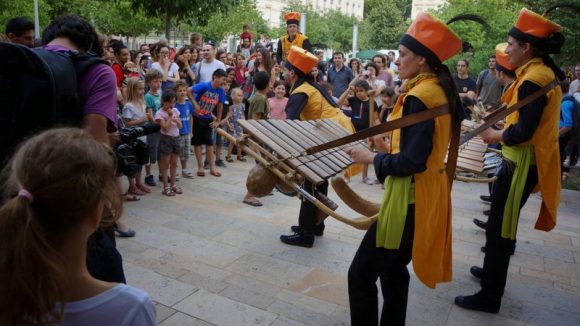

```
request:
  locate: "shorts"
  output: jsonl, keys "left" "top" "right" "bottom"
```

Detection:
{"left": 192, "top": 122, "right": 213, "bottom": 146}
{"left": 158, "top": 134, "right": 181, "bottom": 156}
{"left": 146, "top": 132, "right": 161, "bottom": 164}
{"left": 179, "top": 134, "right": 191, "bottom": 161}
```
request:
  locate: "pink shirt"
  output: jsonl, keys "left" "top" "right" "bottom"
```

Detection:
{"left": 155, "top": 108, "right": 181, "bottom": 137}
{"left": 267, "top": 97, "right": 288, "bottom": 120}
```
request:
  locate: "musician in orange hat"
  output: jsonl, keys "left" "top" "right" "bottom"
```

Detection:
{"left": 276, "top": 12, "right": 313, "bottom": 63}
{"left": 345, "top": 12, "right": 476, "bottom": 324}
{"left": 279, "top": 45, "right": 356, "bottom": 248}
{"left": 455, "top": 7, "right": 566, "bottom": 313}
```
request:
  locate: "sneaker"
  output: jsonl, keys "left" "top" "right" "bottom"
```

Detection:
{"left": 204, "top": 160, "right": 209, "bottom": 170}
{"left": 563, "top": 158, "right": 570, "bottom": 167}
{"left": 144, "top": 175, "right": 156, "bottom": 187}
{"left": 215, "top": 159, "right": 227, "bottom": 168}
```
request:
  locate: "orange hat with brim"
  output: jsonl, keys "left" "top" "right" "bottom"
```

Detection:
{"left": 400, "top": 12, "right": 462, "bottom": 65}
{"left": 495, "top": 43, "right": 516, "bottom": 73}
{"left": 285, "top": 12, "right": 301, "bottom": 26}
{"left": 286, "top": 45, "right": 318, "bottom": 75}
{"left": 509, "top": 8, "right": 561, "bottom": 44}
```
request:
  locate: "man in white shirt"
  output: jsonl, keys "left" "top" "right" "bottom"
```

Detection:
{"left": 196, "top": 41, "right": 226, "bottom": 84}
{"left": 570, "top": 64, "right": 580, "bottom": 96}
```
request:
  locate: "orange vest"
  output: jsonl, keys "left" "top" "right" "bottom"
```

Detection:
{"left": 293, "top": 82, "right": 354, "bottom": 132}
{"left": 281, "top": 33, "right": 308, "bottom": 62}
{"left": 389, "top": 75, "right": 452, "bottom": 288}
{"left": 502, "top": 58, "right": 561, "bottom": 232}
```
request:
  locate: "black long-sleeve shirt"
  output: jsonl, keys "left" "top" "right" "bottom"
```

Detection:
{"left": 285, "top": 93, "right": 309, "bottom": 120}
{"left": 502, "top": 81, "right": 546, "bottom": 146}
{"left": 374, "top": 96, "right": 435, "bottom": 183}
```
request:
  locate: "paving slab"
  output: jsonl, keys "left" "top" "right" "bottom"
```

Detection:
{"left": 119, "top": 153, "right": 580, "bottom": 325}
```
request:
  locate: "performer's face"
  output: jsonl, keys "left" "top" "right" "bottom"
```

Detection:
{"left": 505, "top": 36, "right": 529, "bottom": 67}
{"left": 287, "top": 24, "right": 298, "bottom": 37}
{"left": 396, "top": 45, "right": 422, "bottom": 80}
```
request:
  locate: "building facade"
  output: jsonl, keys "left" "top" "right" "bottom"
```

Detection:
{"left": 411, "top": 0, "right": 447, "bottom": 19}
{"left": 256, "top": 0, "right": 364, "bottom": 28}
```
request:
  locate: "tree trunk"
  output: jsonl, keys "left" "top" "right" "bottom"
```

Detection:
{"left": 165, "top": 10, "right": 171, "bottom": 43}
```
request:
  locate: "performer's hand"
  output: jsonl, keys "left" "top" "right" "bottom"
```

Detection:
{"left": 479, "top": 127, "right": 503, "bottom": 144}
{"left": 370, "top": 135, "right": 390, "bottom": 153}
{"left": 345, "top": 145, "right": 375, "bottom": 164}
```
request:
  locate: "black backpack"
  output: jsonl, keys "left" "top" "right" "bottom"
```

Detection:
{"left": 0, "top": 42, "right": 106, "bottom": 166}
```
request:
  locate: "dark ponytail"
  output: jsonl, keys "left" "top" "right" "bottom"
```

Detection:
{"left": 433, "top": 63, "right": 466, "bottom": 124}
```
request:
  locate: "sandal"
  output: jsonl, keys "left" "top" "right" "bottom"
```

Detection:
{"left": 136, "top": 184, "right": 151, "bottom": 193}
{"left": 128, "top": 187, "right": 147, "bottom": 196}
{"left": 243, "top": 199, "right": 263, "bottom": 207}
{"left": 181, "top": 170, "right": 195, "bottom": 179}
{"left": 122, "top": 194, "right": 140, "bottom": 202}
{"left": 171, "top": 185, "right": 183, "bottom": 194}
{"left": 162, "top": 187, "right": 175, "bottom": 196}
{"left": 197, "top": 171, "right": 205, "bottom": 177}
{"left": 225, "top": 156, "right": 234, "bottom": 163}
{"left": 210, "top": 171, "right": 221, "bottom": 177}
{"left": 362, "top": 177, "right": 375, "bottom": 185}
{"left": 237, "top": 156, "right": 247, "bottom": 162}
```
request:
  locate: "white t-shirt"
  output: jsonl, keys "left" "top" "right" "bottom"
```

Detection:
{"left": 151, "top": 62, "right": 180, "bottom": 80}
{"left": 196, "top": 59, "right": 226, "bottom": 84}
{"left": 56, "top": 284, "right": 156, "bottom": 326}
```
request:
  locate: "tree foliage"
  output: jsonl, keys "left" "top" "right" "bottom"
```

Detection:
{"left": 0, "top": 0, "right": 51, "bottom": 35}
{"left": 359, "top": 0, "right": 406, "bottom": 50}
{"left": 129, "top": 0, "right": 236, "bottom": 43}
{"left": 182, "top": 0, "right": 269, "bottom": 43}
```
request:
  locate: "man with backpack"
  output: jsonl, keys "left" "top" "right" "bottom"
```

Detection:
{"left": 0, "top": 15, "right": 123, "bottom": 283}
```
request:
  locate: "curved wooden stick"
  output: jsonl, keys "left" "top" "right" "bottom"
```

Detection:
{"left": 217, "top": 128, "right": 376, "bottom": 230}
{"left": 455, "top": 175, "right": 497, "bottom": 183}
{"left": 331, "top": 177, "right": 380, "bottom": 217}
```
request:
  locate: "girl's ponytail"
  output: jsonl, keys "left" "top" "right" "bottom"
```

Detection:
{"left": 0, "top": 196, "right": 65, "bottom": 325}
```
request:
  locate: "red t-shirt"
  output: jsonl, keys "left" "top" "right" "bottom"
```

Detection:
{"left": 112, "top": 62, "right": 124, "bottom": 88}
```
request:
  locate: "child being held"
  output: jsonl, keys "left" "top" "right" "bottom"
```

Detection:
{"left": 267, "top": 81, "right": 288, "bottom": 120}
{"left": 155, "top": 90, "right": 183, "bottom": 196}
{"left": 226, "top": 87, "right": 247, "bottom": 162}
{"left": 0, "top": 128, "right": 156, "bottom": 325}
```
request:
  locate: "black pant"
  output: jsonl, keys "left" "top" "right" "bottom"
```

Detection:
{"left": 560, "top": 135, "right": 570, "bottom": 174}
{"left": 298, "top": 180, "right": 327, "bottom": 234}
{"left": 348, "top": 205, "right": 415, "bottom": 326}
{"left": 480, "top": 160, "right": 538, "bottom": 302}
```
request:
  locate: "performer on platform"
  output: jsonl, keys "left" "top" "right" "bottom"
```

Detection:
{"left": 276, "top": 12, "right": 313, "bottom": 64}
{"left": 455, "top": 7, "right": 565, "bottom": 313}
{"left": 345, "top": 12, "right": 467, "bottom": 325}
{"left": 279, "top": 45, "right": 357, "bottom": 248}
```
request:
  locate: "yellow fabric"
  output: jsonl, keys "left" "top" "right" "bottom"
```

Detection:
{"left": 502, "top": 58, "right": 561, "bottom": 232}
{"left": 384, "top": 74, "right": 453, "bottom": 288}
{"left": 281, "top": 34, "right": 307, "bottom": 62}
{"left": 292, "top": 82, "right": 362, "bottom": 177}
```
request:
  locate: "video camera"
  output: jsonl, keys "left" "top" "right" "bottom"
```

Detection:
{"left": 115, "top": 124, "right": 160, "bottom": 178}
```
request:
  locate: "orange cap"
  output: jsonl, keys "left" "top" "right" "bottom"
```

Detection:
{"left": 285, "top": 12, "right": 301, "bottom": 25}
{"left": 512, "top": 8, "right": 561, "bottom": 40}
{"left": 495, "top": 43, "right": 516, "bottom": 72}
{"left": 403, "top": 12, "right": 462, "bottom": 63}
{"left": 287, "top": 45, "right": 318, "bottom": 74}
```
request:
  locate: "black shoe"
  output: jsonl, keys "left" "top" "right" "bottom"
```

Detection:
{"left": 280, "top": 232, "right": 314, "bottom": 248}
{"left": 481, "top": 246, "right": 515, "bottom": 256}
{"left": 454, "top": 292, "right": 500, "bottom": 313}
{"left": 291, "top": 225, "right": 324, "bottom": 236}
{"left": 483, "top": 209, "right": 490, "bottom": 216}
{"left": 145, "top": 175, "right": 157, "bottom": 187}
{"left": 473, "top": 218, "right": 488, "bottom": 230}
{"left": 470, "top": 266, "right": 483, "bottom": 280}
{"left": 480, "top": 195, "right": 492, "bottom": 203}
{"left": 215, "top": 159, "right": 227, "bottom": 168}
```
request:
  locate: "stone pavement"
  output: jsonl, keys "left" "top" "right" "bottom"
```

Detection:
{"left": 118, "top": 158, "right": 580, "bottom": 325}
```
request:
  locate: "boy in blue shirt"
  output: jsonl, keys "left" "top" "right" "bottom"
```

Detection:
{"left": 174, "top": 81, "right": 194, "bottom": 179}
{"left": 144, "top": 69, "right": 163, "bottom": 186}
{"left": 187, "top": 69, "right": 228, "bottom": 177}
